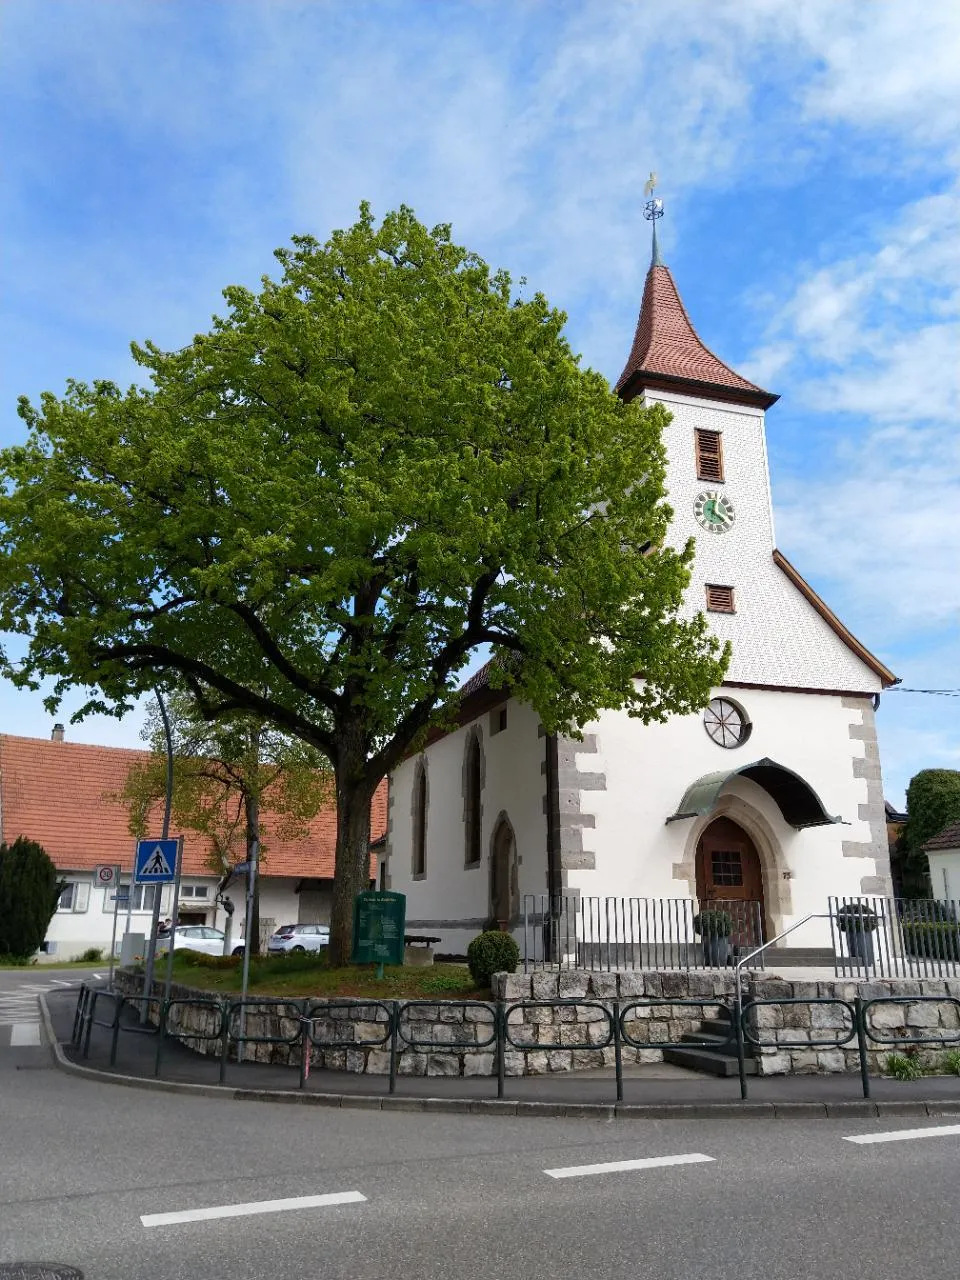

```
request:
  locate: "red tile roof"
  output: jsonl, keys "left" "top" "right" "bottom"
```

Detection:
{"left": 616, "top": 263, "right": 778, "bottom": 409}
{"left": 923, "top": 819, "right": 960, "bottom": 853}
{"left": 0, "top": 734, "right": 384, "bottom": 880}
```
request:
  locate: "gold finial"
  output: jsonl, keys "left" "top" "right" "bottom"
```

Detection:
{"left": 643, "top": 171, "right": 657, "bottom": 198}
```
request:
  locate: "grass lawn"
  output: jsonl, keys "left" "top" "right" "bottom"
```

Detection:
{"left": 164, "top": 952, "right": 489, "bottom": 1000}
{"left": 0, "top": 957, "right": 109, "bottom": 970}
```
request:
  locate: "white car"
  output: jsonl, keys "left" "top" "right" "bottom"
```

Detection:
{"left": 160, "top": 925, "right": 245, "bottom": 957}
{"left": 267, "top": 923, "right": 330, "bottom": 954}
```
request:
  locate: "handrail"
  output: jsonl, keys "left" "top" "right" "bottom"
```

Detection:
{"left": 733, "top": 913, "right": 832, "bottom": 1101}
{"left": 734, "top": 913, "right": 831, "bottom": 980}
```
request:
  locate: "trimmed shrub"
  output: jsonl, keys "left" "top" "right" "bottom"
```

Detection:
{"left": 693, "top": 909, "right": 733, "bottom": 938}
{"left": 79, "top": 947, "right": 104, "bottom": 963}
{"left": 834, "top": 904, "right": 879, "bottom": 933}
{"left": 467, "top": 930, "right": 520, "bottom": 989}
{"left": 901, "top": 920, "right": 960, "bottom": 961}
{"left": 0, "top": 836, "right": 64, "bottom": 958}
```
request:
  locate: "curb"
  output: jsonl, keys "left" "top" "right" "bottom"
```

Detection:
{"left": 39, "top": 996, "right": 960, "bottom": 1123}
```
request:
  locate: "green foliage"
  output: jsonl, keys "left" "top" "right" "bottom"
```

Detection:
{"left": 0, "top": 953, "right": 36, "bottom": 967}
{"left": 466, "top": 930, "right": 520, "bottom": 988}
{"left": 247, "top": 950, "right": 328, "bottom": 983}
{"left": 176, "top": 949, "right": 241, "bottom": 970}
{"left": 900, "top": 919, "right": 960, "bottom": 961}
{"left": 897, "top": 769, "right": 960, "bottom": 897}
{"left": 0, "top": 837, "right": 65, "bottom": 958}
{"left": 416, "top": 970, "right": 478, "bottom": 995}
{"left": 941, "top": 1049, "right": 960, "bottom": 1076}
{"left": 0, "top": 204, "right": 729, "bottom": 963}
{"left": 692, "top": 909, "right": 733, "bottom": 938}
{"left": 885, "top": 1051, "right": 924, "bottom": 1081}
{"left": 79, "top": 947, "right": 104, "bottom": 962}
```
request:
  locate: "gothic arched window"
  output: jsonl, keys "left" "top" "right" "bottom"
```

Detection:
{"left": 412, "top": 760, "right": 428, "bottom": 878}
{"left": 463, "top": 730, "right": 484, "bottom": 867}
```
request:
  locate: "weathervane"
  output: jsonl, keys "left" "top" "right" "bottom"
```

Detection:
{"left": 643, "top": 172, "right": 664, "bottom": 221}
{"left": 642, "top": 172, "right": 664, "bottom": 266}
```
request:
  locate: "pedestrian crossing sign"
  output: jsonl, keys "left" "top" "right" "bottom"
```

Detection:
{"left": 135, "top": 838, "right": 178, "bottom": 883}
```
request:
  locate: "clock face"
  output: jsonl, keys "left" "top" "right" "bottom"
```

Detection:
{"left": 694, "top": 490, "right": 736, "bottom": 533}
{"left": 703, "top": 697, "right": 751, "bottom": 749}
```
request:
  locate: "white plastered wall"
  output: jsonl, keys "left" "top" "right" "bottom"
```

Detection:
{"left": 565, "top": 687, "right": 889, "bottom": 947}
{"left": 927, "top": 850, "right": 960, "bottom": 903}
{"left": 387, "top": 700, "right": 547, "bottom": 955}
{"left": 40, "top": 874, "right": 303, "bottom": 959}
{"left": 648, "top": 389, "right": 884, "bottom": 692}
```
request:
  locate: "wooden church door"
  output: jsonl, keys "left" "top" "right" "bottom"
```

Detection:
{"left": 695, "top": 817, "right": 765, "bottom": 947}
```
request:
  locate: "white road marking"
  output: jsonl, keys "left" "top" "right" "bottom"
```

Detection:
{"left": 141, "top": 1190, "right": 367, "bottom": 1227}
{"left": 844, "top": 1124, "right": 960, "bottom": 1146}
{"left": 10, "top": 1022, "right": 41, "bottom": 1046}
{"left": 545, "top": 1153, "right": 715, "bottom": 1179}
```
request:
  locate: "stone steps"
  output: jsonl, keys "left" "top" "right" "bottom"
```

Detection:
{"left": 662, "top": 1044, "right": 758, "bottom": 1076}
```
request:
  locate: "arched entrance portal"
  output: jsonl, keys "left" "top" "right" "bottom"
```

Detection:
{"left": 489, "top": 815, "right": 519, "bottom": 930}
{"left": 695, "top": 817, "right": 766, "bottom": 948}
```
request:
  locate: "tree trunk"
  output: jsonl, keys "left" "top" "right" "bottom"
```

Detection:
{"left": 245, "top": 789, "right": 262, "bottom": 956}
{"left": 328, "top": 748, "right": 375, "bottom": 967}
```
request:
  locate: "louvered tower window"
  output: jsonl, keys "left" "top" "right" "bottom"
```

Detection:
{"left": 695, "top": 429, "right": 724, "bottom": 482}
{"left": 706, "top": 584, "right": 736, "bottom": 613}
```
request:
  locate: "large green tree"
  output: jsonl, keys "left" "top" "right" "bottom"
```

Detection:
{"left": 896, "top": 769, "right": 960, "bottom": 898}
{"left": 123, "top": 692, "right": 330, "bottom": 953}
{"left": 0, "top": 205, "right": 728, "bottom": 963}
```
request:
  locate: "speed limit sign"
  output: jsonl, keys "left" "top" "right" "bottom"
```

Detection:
{"left": 94, "top": 864, "right": 117, "bottom": 887}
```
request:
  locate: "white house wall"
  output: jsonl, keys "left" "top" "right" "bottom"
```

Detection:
{"left": 40, "top": 874, "right": 304, "bottom": 960}
{"left": 387, "top": 701, "right": 547, "bottom": 955}
{"left": 927, "top": 850, "right": 960, "bottom": 903}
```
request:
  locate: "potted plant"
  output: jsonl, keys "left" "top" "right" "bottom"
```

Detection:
{"left": 693, "top": 908, "right": 733, "bottom": 967}
{"left": 835, "top": 902, "right": 880, "bottom": 964}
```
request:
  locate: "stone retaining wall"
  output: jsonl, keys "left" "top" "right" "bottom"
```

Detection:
{"left": 113, "top": 968, "right": 960, "bottom": 1077}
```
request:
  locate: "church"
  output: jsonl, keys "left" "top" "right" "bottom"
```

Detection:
{"left": 384, "top": 206, "right": 898, "bottom": 963}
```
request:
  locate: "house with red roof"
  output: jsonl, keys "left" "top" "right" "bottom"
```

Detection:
{"left": 0, "top": 728, "right": 385, "bottom": 959}
{"left": 384, "top": 205, "right": 898, "bottom": 961}
{"left": 923, "top": 820, "right": 960, "bottom": 903}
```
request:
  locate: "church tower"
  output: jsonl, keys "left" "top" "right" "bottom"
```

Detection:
{"left": 615, "top": 188, "right": 894, "bottom": 696}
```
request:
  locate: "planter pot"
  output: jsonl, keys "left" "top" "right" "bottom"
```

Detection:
{"left": 845, "top": 928, "right": 876, "bottom": 965}
{"left": 702, "top": 936, "right": 731, "bottom": 968}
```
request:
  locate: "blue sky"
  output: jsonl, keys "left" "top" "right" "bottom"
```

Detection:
{"left": 1, "top": 0, "right": 958, "bottom": 806}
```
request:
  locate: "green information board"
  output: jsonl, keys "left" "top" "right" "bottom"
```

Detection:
{"left": 351, "top": 891, "right": 407, "bottom": 968}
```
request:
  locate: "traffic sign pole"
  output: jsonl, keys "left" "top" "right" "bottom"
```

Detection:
{"left": 141, "top": 689, "right": 175, "bottom": 1019}
{"left": 106, "top": 865, "right": 121, "bottom": 987}
{"left": 161, "top": 837, "right": 185, "bottom": 1010}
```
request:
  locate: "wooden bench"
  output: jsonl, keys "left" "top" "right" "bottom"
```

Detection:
{"left": 403, "top": 934, "right": 441, "bottom": 967}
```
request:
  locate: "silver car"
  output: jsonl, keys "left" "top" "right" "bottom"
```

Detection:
{"left": 160, "top": 925, "right": 245, "bottom": 957}
{"left": 267, "top": 923, "right": 330, "bottom": 954}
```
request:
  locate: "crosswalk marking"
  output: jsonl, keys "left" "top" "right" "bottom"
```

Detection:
{"left": 10, "top": 1022, "right": 41, "bottom": 1046}
{"left": 141, "top": 1190, "right": 367, "bottom": 1227}
{"left": 544, "top": 1153, "right": 715, "bottom": 1179}
{"left": 844, "top": 1125, "right": 960, "bottom": 1145}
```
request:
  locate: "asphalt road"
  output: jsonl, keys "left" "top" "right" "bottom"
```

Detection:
{"left": 1, "top": 974, "right": 959, "bottom": 1280}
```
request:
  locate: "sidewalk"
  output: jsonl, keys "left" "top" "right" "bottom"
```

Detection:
{"left": 43, "top": 989, "right": 960, "bottom": 1118}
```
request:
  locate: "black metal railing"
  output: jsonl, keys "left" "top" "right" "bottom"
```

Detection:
{"left": 68, "top": 982, "right": 960, "bottom": 1104}
{"left": 522, "top": 894, "right": 764, "bottom": 972}
{"left": 829, "top": 896, "right": 960, "bottom": 978}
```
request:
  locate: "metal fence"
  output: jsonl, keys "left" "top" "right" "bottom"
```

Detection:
{"left": 68, "top": 983, "right": 960, "bottom": 1104}
{"left": 829, "top": 896, "right": 960, "bottom": 979}
{"left": 522, "top": 894, "right": 765, "bottom": 972}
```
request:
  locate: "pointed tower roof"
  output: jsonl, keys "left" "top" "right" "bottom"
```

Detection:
{"left": 616, "top": 222, "right": 778, "bottom": 410}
